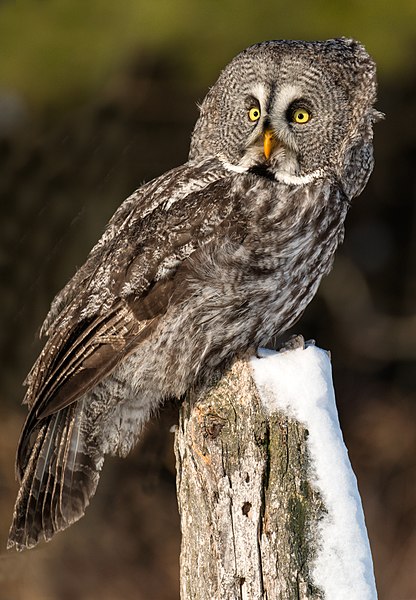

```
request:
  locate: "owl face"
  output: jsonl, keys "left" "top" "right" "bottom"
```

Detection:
{"left": 190, "top": 38, "right": 379, "bottom": 187}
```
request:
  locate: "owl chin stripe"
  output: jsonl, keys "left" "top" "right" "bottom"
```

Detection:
{"left": 221, "top": 161, "right": 249, "bottom": 174}
{"left": 222, "top": 160, "right": 323, "bottom": 186}
{"left": 274, "top": 169, "right": 324, "bottom": 185}
{"left": 248, "top": 165, "right": 276, "bottom": 182}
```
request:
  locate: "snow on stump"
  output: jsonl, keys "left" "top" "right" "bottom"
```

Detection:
{"left": 174, "top": 343, "right": 377, "bottom": 600}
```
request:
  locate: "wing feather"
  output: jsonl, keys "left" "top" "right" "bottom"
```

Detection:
{"left": 40, "top": 159, "right": 229, "bottom": 336}
{"left": 9, "top": 401, "right": 102, "bottom": 550}
{"left": 17, "top": 163, "right": 240, "bottom": 480}
{"left": 10, "top": 161, "right": 250, "bottom": 549}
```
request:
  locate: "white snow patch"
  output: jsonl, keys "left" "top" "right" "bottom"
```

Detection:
{"left": 251, "top": 345, "right": 377, "bottom": 600}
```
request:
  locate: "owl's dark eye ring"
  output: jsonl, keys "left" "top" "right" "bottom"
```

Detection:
{"left": 287, "top": 100, "right": 312, "bottom": 125}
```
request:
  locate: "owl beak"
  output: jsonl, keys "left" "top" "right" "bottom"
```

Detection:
{"left": 263, "top": 129, "right": 276, "bottom": 160}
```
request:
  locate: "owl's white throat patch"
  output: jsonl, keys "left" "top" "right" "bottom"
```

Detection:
{"left": 274, "top": 169, "right": 324, "bottom": 185}
{"left": 221, "top": 161, "right": 249, "bottom": 174}
{"left": 221, "top": 160, "right": 323, "bottom": 186}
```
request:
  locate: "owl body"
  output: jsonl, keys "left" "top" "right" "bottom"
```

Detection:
{"left": 91, "top": 172, "right": 345, "bottom": 456}
{"left": 9, "top": 38, "right": 379, "bottom": 550}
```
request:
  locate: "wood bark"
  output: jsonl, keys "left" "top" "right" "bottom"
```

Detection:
{"left": 175, "top": 356, "right": 326, "bottom": 600}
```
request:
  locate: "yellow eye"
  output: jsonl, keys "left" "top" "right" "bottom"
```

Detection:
{"left": 292, "top": 108, "right": 310, "bottom": 124}
{"left": 248, "top": 107, "right": 261, "bottom": 122}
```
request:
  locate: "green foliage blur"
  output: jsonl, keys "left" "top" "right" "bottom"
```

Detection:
{"left": 0, "top": 0, "right": 415, "bottom": 110}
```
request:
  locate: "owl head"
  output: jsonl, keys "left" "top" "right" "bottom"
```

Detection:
{"left": 189, "top": 38, "right": 381, "bottom": 197}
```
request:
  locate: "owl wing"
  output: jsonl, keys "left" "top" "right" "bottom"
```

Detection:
{"left": 17, "top": 159, "right": 242, "bottom": 475}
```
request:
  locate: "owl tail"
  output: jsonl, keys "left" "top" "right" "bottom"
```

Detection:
{"left": 7, "top": 399, "right": 103, "bottom": 551}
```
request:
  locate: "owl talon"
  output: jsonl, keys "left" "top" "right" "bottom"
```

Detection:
{"left": 278, "top": 334, "right": 305, "bottom": 353}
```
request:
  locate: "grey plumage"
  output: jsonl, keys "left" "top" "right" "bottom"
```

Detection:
{"left": 8, "top": 38, "right": 380, "bottom": 550}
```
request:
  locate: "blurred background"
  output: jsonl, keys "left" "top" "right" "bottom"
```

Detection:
{"left": 0, "top": 1, "right": 415, "bottom": 599}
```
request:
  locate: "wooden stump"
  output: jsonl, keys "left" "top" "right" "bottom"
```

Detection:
{"left": 175, "top": 357, "right": 325, "bottom": 600}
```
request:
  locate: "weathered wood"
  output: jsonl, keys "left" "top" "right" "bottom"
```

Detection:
{"left": 175, "top": 356, "right": 325, "bottom": 600}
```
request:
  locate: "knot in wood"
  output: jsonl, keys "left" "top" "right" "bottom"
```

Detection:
{"left": 202, "top": 413, "right": 226, "bottom": 439}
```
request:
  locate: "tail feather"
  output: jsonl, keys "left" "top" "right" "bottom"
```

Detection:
{"left": 8, "top": 401, "right": 102, "bottom": 550}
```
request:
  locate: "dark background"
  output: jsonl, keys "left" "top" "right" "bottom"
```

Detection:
{"left": 0, "top": 2, "right": 415, "bottom": 599}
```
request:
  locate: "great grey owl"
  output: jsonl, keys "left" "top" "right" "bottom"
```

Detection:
{"left": 8, "top": 38, "right": 380, "bottom": 550}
